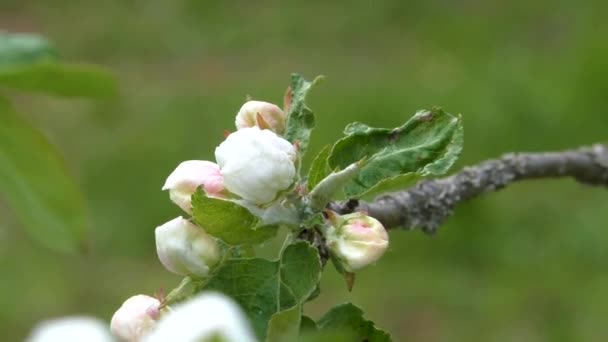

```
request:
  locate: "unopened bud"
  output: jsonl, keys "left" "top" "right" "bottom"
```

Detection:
{"left": 155, "top": 217, "right": 220, "bottom": 277}
{"left": 162, "top": 160, "right": 224, "bottom": 214}
{"left": 110, "top": 295, "right": 161, "bottom": 342}
{"left": 325, "top": 212, "right": 389, "bottom": 272}
{"left": 27, "top": 317, "right": 112, "bottom": 342}
{"left": 215, "top": 127, "right": 296, "bottom": 204}
{"left": 145, "top": 292, "right": 256, "bottom": 342}
{"left": 235, "top": 100, "right": 286, "bottom": 134}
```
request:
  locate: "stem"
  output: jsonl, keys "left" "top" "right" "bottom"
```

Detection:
{"left": 163, "top": 276, "right": 195, "bottom": 307}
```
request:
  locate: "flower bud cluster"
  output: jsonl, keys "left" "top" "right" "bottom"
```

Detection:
{"left": 156, "top": 100, "right": 293, "bottom": 278}
{"left": 162, "top": 100, "right": 291, "bottom": 211}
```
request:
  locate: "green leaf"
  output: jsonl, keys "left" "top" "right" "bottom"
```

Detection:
{"left": 0, "top": 31, "right": 56, "bottom": 67}
{"left": 300, "top": 315, "right": 318, "bottom": 332}
{"left": 284, "top": 73, "right": 322, "bottom": 156}
{"left": 317, "top": 303, "right": 392, "bottom": 342}
{"left": 203, "top": 241, "right": 322, "bottom": 340}
{"left": 297, "top": 331, "right": 354, "bottom": 342}
{"left": 328, "top": 107, "right": 463, "bottom": 198}
{"left": 267, "top": 304, "right": 302, "bottom": 342}
{"left": 357, "top": 172, "right": 420, "bottom": 200}
{"left": 191, "top": 190, "right": 278, "bottom": 245}
{"left": 0, "top": 97, "right": 87, "bottom": 253}
{"left": 0, "top": 62, "right": 118, "bottom": 98}
{"left": 306, "top": 144, "right": 332, "bottom": 191}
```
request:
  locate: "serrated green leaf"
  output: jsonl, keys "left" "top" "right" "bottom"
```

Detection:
{"left": 317, "top": 303, "right": 392, "bottom": 342}
{"left": 0, "top": 97, "right": 87, "bottom": 253}
{"left": 203, "top": 241, "right": 322, "bottom": 340}
{"left": 267, "top": 304, "right": 302, "bottom": 342}
{"left": 284, "top": 73, "right": 321, "bottom": 156}
{"left": 191, "top": 190, "right": 278, "bottom": 245}
{"left": 357, "top": 172, "right": 421, "bottom": 200}
{"left": 0, "top": 31, "right": 56, "bottom": 67}
{"left": 328, "top": 107, "right": 463, "bottom": 198}
{"left": 0, "top": 62, "right": 118, "bottom": 98}
{"left": 307, "top": 144, "right": 332, "bottom": 191}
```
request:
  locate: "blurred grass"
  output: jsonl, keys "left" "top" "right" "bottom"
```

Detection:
{"left": 1, "top": 0, "right": 608, "bottom": 340}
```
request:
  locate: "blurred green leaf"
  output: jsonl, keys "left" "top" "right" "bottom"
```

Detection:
{"left": 297, "top": 331, "right": 354, "bottom": 342}
{"left": 0, "top": 31, "right": 56, "bottom": 67}
{"left": 0, "top": 62, "right": 118, "bottom": 98}
{"left": 328, "top": 107, "right": 463, "bottom": 198}
{"left": 204, "top": 241, "right": 322, "bottom": 340}
{"left": 284, "top": 73, "right": 322, "bottom": 156}
{"left": 0, "top": 31, "right": 116, "bottom": 98}
{"left": 0, "top": 97, "right": 87, "bottom": 253}
{"left": 191, "top": 190, "right": 278, "bottom": 245}
{"left": 317, "top": 303, "right": 392, "bottom": 342}
{"left": 267, "top": 304, "right": 302, "bottom": 342}
{"left": 300, "top": 315, "right": 318, "bottom": 332}
{"left": 306, "top": 144, "right": 332, "bottom": 191}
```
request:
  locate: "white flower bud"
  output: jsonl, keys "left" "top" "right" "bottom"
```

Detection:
{"left": 26, "top": 317, "right": 113, "bottom": 342}
{"left": 215, "top": 127, "right": 296, "bottom": 204}
{"left": 155, "top": 217, "right": 220, "bottom": 277}
{"left": 110, "top": 295, "right": 161, "bottom": 342}
{"left": 162, "top": 160, "right": 224, "bottom": 214}
{"left": 145, "top": 292, "right": 256, "bottom": 342}
{"left": 326, "top": 212, "right": 389, "bottom": 272}
{"left": 235, "top": 100, "right": 286, "bottom": 134}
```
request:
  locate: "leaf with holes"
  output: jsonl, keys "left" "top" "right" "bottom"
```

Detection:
{"left": 328, "top": 107, "right": 463, "bottom": 198}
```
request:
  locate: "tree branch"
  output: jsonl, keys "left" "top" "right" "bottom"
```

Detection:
{"left": 328, "top": 144, "right": 608, "bottom": 234}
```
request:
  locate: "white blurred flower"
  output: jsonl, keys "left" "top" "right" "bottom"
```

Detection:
{"left": 26, "top": 316, "right": 112, "bottom": 342}
{"left": 155, "top": 216, "right": 220, "bottom": 277}
{"left": 145, "top": 292, "right": 256, "bottom": 342}
{"left": 215, "top": 127, "right": 296, "bottom": 204}
{"left": 235, "top": 100, "right": 286, "bottom": 134}
{"left": 326, "top": 212, "right": 389, "bottom": 272}
{"left": 162, "top": 160, "right": 224, "bottom": 214}
{"left": 110, "top": 295, "right": 161, "bottom": 342}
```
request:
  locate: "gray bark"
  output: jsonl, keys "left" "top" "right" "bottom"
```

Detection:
{"left": 328, "top": 144, "right": 608, "bottom": 234}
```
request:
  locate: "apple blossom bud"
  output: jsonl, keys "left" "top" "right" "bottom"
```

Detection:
{"left": 155, "top": 217, "right": 220, "bottom": 277}
{"left": 144, "top": 292, "right": 256, "bottom": 342}
{"left": 235, "top": 100, "right": 286, "bottom": 134}
{"left": 215, "top": 127, "right": 296, "bottom": 204}
{"left": 162, "top": 160, "right": 224, "bottom": 214}
{"left": 110, "top": 295, "right": 161, "bottom": 342}
{"left": 325, "top": 212, "right": 389, "bottom": 272}
{"left": 26, "top": 317, "right": 113, "bottom": 342}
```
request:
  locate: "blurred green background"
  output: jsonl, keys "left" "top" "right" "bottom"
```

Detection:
{"left": 1, "top": 0, "right": 608, "bottom": 340}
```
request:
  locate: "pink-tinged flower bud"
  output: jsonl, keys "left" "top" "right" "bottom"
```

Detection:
{"left": 155, "top": 217, "right": 220, "bottom": 277}
{"left": 325, "top": 212, "right": 389, "bottom": 272}
{"left": 235, "top": 100, "right": 286, "bottom": 134}
{"left": 162, "top": 160, "right": 224, "bottom": 214}
{"left": 110, "top": 295, "right": 161, "bottom": 342}
{"left": 215, "top": 127, "right": 296, "bottom": 204}
{"left": 144, "top": 292, "right": 256, "bottom": 342}
{"left": 26, "top": 317, "right": 112, "bottom": 342}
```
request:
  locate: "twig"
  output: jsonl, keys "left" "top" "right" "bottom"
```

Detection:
{"left": 328, "top": 144, "right": 608, "bottom": 234}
